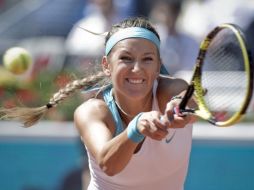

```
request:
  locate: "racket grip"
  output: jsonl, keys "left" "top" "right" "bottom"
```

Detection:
{"left": 175, "top": 107, "right": 195, "bottom": 116}
{"left": 179, "top": 85, "right": 194, "bottom": 110}
{"left": 179, "top": 108, "right": 195, "bottom": 114}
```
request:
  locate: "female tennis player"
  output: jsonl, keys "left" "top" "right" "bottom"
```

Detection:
{"left": 0, "top": 17, "right": 196, "bottom": 190}
{"left": 74, "top": 17, "right": 196, "bottom": 190}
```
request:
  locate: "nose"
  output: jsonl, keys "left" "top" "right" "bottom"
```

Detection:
{"left": 132, "top": 61, "right": 142, "bottom": 73}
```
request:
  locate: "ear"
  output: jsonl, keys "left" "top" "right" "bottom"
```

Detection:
{"left": 102, "top": 56, "right": 111, "bottom": 76}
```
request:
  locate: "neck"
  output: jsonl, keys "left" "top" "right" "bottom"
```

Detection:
{"left": 113, "top": 93, "right": 153, "bottom": 120}
{"left": 114, "top": 100, "right": 136, "bottom": 118}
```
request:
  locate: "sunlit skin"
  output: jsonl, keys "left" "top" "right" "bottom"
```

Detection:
{"left": 102, "top": 38, "right": 160, "bottom": 118}
{"left": 74, "top": 37, "right": 197, "bottom": 176}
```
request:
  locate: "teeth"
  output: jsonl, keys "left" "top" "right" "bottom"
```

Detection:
{"left": 128, "top": 79, "right": 143, "bottom": 84}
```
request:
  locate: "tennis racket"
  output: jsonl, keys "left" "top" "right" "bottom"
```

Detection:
{"left": 179, "top": 23, "right": 253, "bottom": 127}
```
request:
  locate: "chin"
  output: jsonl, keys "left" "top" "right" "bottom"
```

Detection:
{"left": 125, "top": 88, "right": 151, "bottom": 100}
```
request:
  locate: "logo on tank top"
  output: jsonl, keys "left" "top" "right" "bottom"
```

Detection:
{"left": 165, "top": 130, "right": 176, "bottom": 143}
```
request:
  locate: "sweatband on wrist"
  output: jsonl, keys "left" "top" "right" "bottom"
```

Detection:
{"left": 127, "top": 113, "right": 145, "bottom": 143}
{"left": 105, "top": 27, "right": 160, "bottom": 55}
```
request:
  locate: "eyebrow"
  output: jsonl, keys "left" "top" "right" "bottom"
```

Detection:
{"left": 118, "top": 49, "right": 156, "bottom": 56}
{"left": 143, "top": 52, "right": 156, "bottom": 56}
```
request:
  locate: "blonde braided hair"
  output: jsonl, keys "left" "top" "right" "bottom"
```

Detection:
{"left": 0, "top": 71, "right": 106, "bottom": 127}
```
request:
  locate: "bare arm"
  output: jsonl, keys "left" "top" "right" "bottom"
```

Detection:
{"left": 156, "top": 76, "right": 197, "bottom": 127}
{"left": 74, "top": 98, "right": 139, "bottom": 176}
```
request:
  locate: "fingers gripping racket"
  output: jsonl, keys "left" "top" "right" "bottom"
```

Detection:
{"left": 179, "top": 23, "right": 253, "bottom": 127}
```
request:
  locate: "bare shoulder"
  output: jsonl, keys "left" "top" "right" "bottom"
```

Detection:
{"left": 74, "top": 98, "right": 108, "bottom": 121}
{"left": 74, "top": 97, "right": 116, "bottom": 153}
{"left": 158, "top": 75, "right": 188, "bottom": 95}
{"left": 74, "top": 97, "right": 116, "bottom": 158}
{"left": 157, "top": 75, "right": 189, "bottom": 110}
{"left": 74, "top": 97, "right": 115, "bottom": 137}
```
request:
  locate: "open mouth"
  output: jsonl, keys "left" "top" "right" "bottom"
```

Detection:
{"left": 126, "top": 78, "right": 145, "bottom": 84}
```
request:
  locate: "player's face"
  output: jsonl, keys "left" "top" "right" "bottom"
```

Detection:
{"left": 103, "top": 38, "right": 161, "bottom": 99}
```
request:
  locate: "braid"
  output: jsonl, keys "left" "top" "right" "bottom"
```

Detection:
{"left": 0, "top": 72, "right": 106, "bottom": 128}
{"left": 48, "top": 71, "right": 105, "bottom": 107}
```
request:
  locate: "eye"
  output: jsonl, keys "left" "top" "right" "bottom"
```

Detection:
{"left": 143, "top": 57, "right": 154, "bottom": 62}
{"left": 120, "top": 56, "right": 132, "bottom": 61}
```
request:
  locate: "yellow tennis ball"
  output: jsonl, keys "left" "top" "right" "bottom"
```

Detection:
{"left": 3, "top": 47, "right": 32, "bottom": 75}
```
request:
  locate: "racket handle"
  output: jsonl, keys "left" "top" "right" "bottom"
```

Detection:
{"left": 179, "top": 85, "right": 194, "bottom": 110}
{"left": 174, "top": 107, "right": 195, "bottom": 116}
{"left": 179, "top": 108, "right": 195, "bottom": 114}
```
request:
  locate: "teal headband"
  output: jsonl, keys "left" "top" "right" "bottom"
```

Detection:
{"left": 105, "top": 27, "right": 160, "bottom": 55}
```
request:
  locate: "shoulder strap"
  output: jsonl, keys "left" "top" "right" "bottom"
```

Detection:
{"left": 103, "top": 86, "right": 124, "bottom": 136}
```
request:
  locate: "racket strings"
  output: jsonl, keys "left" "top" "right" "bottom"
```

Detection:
{"left": 202, "top": 28, "right": 248, "bottom": 121}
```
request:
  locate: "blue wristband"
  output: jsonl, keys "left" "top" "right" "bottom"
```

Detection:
{"left": 127, "top": 113, "right": 145, "bottom": 143}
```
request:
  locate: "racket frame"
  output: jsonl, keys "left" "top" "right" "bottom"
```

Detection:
{"left": 179, "top": 23, "right": 253, "bottom": 127}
